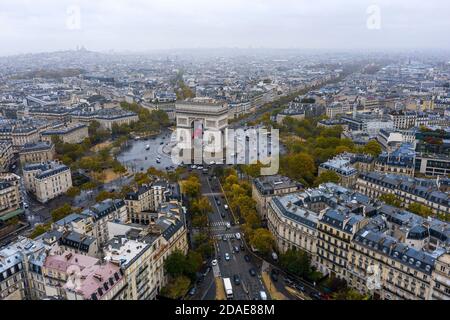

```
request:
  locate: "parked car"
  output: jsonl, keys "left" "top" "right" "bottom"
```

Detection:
{"left": 295, "top": 284, "right": 305, "bottom": 292}
{"left": 202, "top": 267, "right": 211, "bottom": 277}
{"left": 211, "top": 259, "right": 218, "bottom": 266}
{"left": 235, "top": 233, "right": 241, "bottom": 240}
{"left": 270, "top": 270, "right": 278, "bottom": 282}
{"left": 188, "top": 287, "right": 197, "bottom": 296}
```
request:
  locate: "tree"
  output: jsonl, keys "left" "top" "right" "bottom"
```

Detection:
{"left": 314, "top": 170, "right": 341, "bottom": 186}
{"left": 332, "top": 288, "right": 369, "bottom": 300}
{"left": 280, "top": 249, "right": 312, "bottom": 278}
{"left": 30, "top": 223, "right": 51, "bottom": 239}
{"left": 161, "top": 275, "right": 191, "bottom": 299}
{"left": 379, "top": 194, "right": 402, "bottom": 208}
{"left": 164, "top": 250, "right": 187, "bottom": 278}
{"left": 184, "top": 251, "right": 203, "bottom": 279}
{"left": 250, "top": 228, "right": 275, "bottom": 255}
{"left": 95, "top": 190, "right": 118, "bottom": 202}
{"left": 180, "top": 176, "right": 201, "bottom": 198}
{"left": 66, "top": 186, "right": 81, "bottom": 198}
{"left": 408, "top": 203, "right": 433, "bottom": 217}
{"left": 51, "top": 204, "right": 72, "bottom": 222}
{"left": 363, "top": 140, "right": 382, "bottom": 157}
{"left": 134, "top": 172, "right": 151, "bottom": 186}
{"left": 280, "top": 152, "right": 316, "bottom": 186}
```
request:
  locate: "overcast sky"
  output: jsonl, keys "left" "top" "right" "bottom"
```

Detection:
{"left": 0, "top": 0, "right": 449, "bottom": 56}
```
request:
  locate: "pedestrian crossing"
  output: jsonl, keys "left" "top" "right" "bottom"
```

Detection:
{"left": 214, "top": 233, "right": 236, "bottom": 240}
{"left": 209, "top": 221, "right": 229, "bottom": 227}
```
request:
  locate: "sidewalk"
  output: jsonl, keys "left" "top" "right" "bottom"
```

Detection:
{"left": 261, "top": 271, "right": 288, "bottom": 300}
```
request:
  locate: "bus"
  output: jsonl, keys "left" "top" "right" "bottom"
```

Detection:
{"left": 223, "top": 278, "right": 234, "bottom": 299}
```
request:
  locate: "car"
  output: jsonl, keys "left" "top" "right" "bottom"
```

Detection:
{"left": 311, "top": 292, "right": 322, "bottom": 300}
{"left": 233, "top": 246, "right": 240, "bottom": 253}
{"left": 224, "top": 253, "right": 230, "bottom": 261}
{"left": 270, "top": 272, "right": 278, "bottom": 282}
{"left": 244, "top": 255, "right": 250, "bottom": 262}
{"left": 188, "top": 287, "right": 197, "bottom": 296}
{"left": 233, "top": 274, "right": 241, "bottom": 285}
{"left": 221, "top": 212, "right": 225, "bottom": 218}
{"left": 284, "top": 278, "right": 294, "bottom": 286}
{"left": 191, "top": 165, "right": 197, "bottom": 169}
{"left": 295, "top": 284, "right": 305, "bottom": 292}
{"left": 211, "top": 259, "right": 218, "bottom": 266}
{"left": 197, "top": 166, "right": 203, "bottom": 170}
{"left": 217, "top": 200, "right": 221, "bottom": 206}
{"left": 209, "top": 161, "right": 216, "bottom": 165}
{"left": 240, "top": 243, "right": 245, "bottom": 250}
{"left": 235, "top": 233, "right": 241, "bottom": 240}
{"left": 249, "top": 268, "right": 257, "bottom": 277}
{"left": 224, "top": 204, "right": 229, "bottom": 210}
{"left": 222, "top": 235, "right": 227, "bottom": 241}
{"left": 202, "top": 267, "right": 211, "bottom": 277}
{"left": 225, "top": 222, "right": 231, "bottom": 229}
{"left": 23, "top": 202, "right": 29, "bottom": 209}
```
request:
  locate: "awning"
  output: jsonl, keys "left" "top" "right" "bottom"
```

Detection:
{"left": 0, "top": 208, "right": 25, "bottom": 222}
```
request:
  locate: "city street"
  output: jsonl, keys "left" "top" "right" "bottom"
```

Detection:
{"left": 194, "top": 167, "right": 269, "bottom": 300}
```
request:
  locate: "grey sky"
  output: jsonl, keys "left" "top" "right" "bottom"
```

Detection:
{"left": 0, "top": 0, "right": 449, "bottom": 55}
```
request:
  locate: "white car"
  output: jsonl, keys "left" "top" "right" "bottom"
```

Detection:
{"left": 235, "top": 233, "right": 241, "bottom": 240}
{"left": 226, "top": 222, "right": 231, "bottom": 229}
{"left": 224, "top": 253, "right": 230, "bottom": 261}
{"left": 191, "top": 165, "right": 197, "bottom": 169}
{"left": 211, "top": 259, "right": 218, "bottom": 266}
{"left": 209, "top": 161, "right": 216, "bottom": 165}
{"left": 23, "top": 202, "right": 29, "bottom": 209}
{"left": 197, "top": 166, "right": 203, "bottom": 170}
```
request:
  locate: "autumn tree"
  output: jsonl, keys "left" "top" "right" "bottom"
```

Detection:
{"left": 314, "top": 170, "right": 341, "bottom": 186}
{"left": 250, "top": 228, "right": 275, "bottom": 255}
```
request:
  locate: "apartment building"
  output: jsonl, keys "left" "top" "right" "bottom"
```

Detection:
{"left": 356, "top": 172, "right": 449, "bottom": 215}
{"left": 0, "top": 140, "right": 13, "bottom": 173}
{"left": 104, "top": 200, "right": 188, "bottom": 300}
{"left": 0, "top": 237, "right": 47, "bottom": 300}
{"left": 23, "top": 161, "right": 72, "bottom": 203}
{"left": 318, "top": 156, "right": 359, "bottom": 188}
{"left": 64, "top": 261, "right": 127, "bottom": 300}
{"left": 0, "top": 173, "right": 22, "bottom": 222}
{"left": 11, "top": 125, "right": 40, "bottom": 152}
{"left": 19, "top": 141, "right": 55, "bottom": 164}
{"left": 252, "top": 175, "right": 303, "bottom": 220}
{"left": 374, "top": 144, "right": 416, "bottom": 177}
{"left": 79, "top": 199, "right": 128, "bottom": 250}
{"left": 40, "top": 123, "right": 88, "bottom": 144}
{"left": 326, "top": 102, "right": 351, "bottom": 119}
{"left": 316, "top": 210, "right": 368, "bottom": 279}
{"left": 267, "top": 193, "right": 319, "bottom": 256}
{"left": 125, "top": 181, "right": 170, "bottom": 224}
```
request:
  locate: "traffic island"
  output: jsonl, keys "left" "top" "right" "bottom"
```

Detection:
{"left": 215, "top": 277, "right": 226, "bottom": 300}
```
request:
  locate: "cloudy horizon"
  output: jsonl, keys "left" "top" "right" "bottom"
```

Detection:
{"left": 0, "top": 0, "right": 449, "bottom": 56}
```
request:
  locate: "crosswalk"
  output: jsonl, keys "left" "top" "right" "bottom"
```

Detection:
{"left": 209, "top": 221, "right": 230, "bottom": 228}
{"left": 214, "top": 233, "right": 236, "bottom": 240}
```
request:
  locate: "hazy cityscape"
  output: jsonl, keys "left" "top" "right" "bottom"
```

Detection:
{"left": 0, "top": 0, "right": 449, "bottom": 307}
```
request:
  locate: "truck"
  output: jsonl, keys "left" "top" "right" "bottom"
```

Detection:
{"left": 223, "top": 277, "right": 233, "bottom": 299}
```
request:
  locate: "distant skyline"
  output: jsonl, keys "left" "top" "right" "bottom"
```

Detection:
{"left": 1, "top": 0, "right": 450, "bottom": 56}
